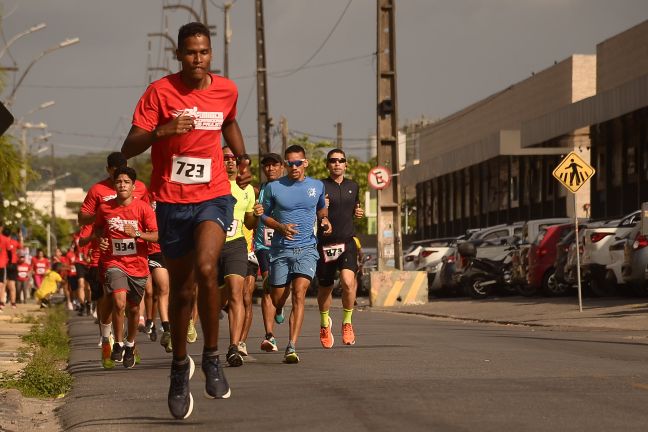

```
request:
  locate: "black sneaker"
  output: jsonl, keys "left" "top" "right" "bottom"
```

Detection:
{"left": 168, "top": 356, "right": 195, "bottom": 419}
{"left": 85, "top": 302, "right": 91, "bottom": 316}
{"left": 149, "top": 326, "right": 158, "bottom": 342}
{"left": 123, "top": 345, "right": 136, "bottom": 369}
{"left": 202, "top": 353, "right": 231, "bottom": 399}
{"left": 111, "top": 343, "right": 124, "bottom": 363}
{"left": 226, "top": 345, "right": 243, "bottom": 367}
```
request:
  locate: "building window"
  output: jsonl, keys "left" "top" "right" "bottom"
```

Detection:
{"left": 463, "top": 169, "right": 470, "bottom": 219}
{"left": 432, "top": 178, "right": 439, "bottom": 225}
{"left": 510, "top": 157, "right": 519, "bottom": 208}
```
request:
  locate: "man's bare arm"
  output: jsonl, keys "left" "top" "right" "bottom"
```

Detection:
{"left": 121, "top": 116, "right": 195, "bottom": 159}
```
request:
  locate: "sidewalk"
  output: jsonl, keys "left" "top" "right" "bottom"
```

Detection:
{"left": 0, "top": 303, "right": 47, "bottom": 374}
{"left": 0, "top": 303, "right": 61, "bottom": 432}
{"left": 369, "top": 296, "right": 648, "bottom": 332}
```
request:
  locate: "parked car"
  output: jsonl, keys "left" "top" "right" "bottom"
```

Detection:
{"left": 622, "top": 224, "right": 648, "bottom": 296}
{"left": 358, "top": 247, "right": 377, "bottom": 296}
{"left": 514, "top": 218, "right": 571, "bottom": 296}
{"left": 403, "top": 240, "right": 430, "bottom": 270}
{"left": 527, "top": 223, "right": 575, "bottom": 296}
{"left": 550, "top": 227, "right": 577, "bottom": 296}
{"left": 581, "top": 211, "right": 639, "bottom": 296}
{"left": 604, "top": 230, "right": 632, "bottom": 295}
{"left": 416, "top": 237, "right": 458, "bottom": 270}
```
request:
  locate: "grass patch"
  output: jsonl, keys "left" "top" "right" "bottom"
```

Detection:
{"left": 0, "top": 305, "right": 72, "bottom": 398}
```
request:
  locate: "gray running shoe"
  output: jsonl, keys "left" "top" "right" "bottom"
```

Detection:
{"left": 168, "top": 356, "right": 195, "bottom": 419}
{"left": 202, "top": 353, "right": 231, "bottom": 399}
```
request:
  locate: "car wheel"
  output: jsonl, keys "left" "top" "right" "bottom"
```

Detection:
{"left": 541, "top": 269, "right": 567, "bottom": 296}
{"left": 588, "top": 273, "right": 615, "bottom": 297}
{"left": 517, "top": 282, "right": 538, "bottom": 297}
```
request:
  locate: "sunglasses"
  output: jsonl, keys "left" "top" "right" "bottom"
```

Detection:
{"left": 327, "top": 157, "right": 346, "bottom": 164}
{"left": 284, "top": 159, "right": 306, "bottom": 167}
{"left": 223, "top": 155, "right": 237, "bottom": 161}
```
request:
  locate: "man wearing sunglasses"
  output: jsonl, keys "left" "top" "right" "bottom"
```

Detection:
{"left": 122, "top": 22, "right": 251, "bottom": 419}
{"left": 252, "top": 153, "right": 290, "bottom": 353}
{"left": 317, "top": 149, "right": 364, "bottom": 348}
{"left": 219, "top": 146, "right": 256, "bottom": 367}
{"left": 260, "top": 145, "right": 331, "bottom": 363}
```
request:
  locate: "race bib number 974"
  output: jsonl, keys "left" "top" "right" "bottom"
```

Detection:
{"left": 112, "top": 238, "right": 136, "bottom": 256}
{"left": 170, "top": 156, "right": 211, "bottom": 184}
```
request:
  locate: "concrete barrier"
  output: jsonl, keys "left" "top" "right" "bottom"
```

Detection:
{"left": 370, "top": 271, "right": 428, "bottom": 307}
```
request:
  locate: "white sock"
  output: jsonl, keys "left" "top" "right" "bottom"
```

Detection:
{"left": 124, "top": 340, "right": 135, "bottom": 348}
{"left": 100, "top": 323, "right": 112, "bottom": 338}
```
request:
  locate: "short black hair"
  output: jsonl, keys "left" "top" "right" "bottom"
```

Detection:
{"left": 178, "top": 22, "right": 211, "bottom": 50}
{"left": 285, "top": 145, "right": 306, "bottom": 158}
{"left": 107, "top": 152, "right": 127, "bottom": 169}
{"left": 52, "top": 262, "right": 62, "bottom": 273}
{"left": 113, "top": 166, "right": 137, "bottom": 183}
{"left": 326, "top": 148, "right": 346, "bottom": 160}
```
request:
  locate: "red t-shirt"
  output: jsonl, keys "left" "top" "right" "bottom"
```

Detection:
{"left": 132, "top": 73, "right": 237, "bottom": 204}
{"left": 146, "top": 198, "right": 161, "bottom": 255}
{"left": 95, "top": 198, "right": 158, "bottom": 277}
{"left": 80, "top": 178, "right": 150, "bottom": 220}
{"left": 0, "top": 235, "right": 10, "bottom": 268}
{"left": 8, "top": 238, "right": 20, "bottom": 265}
{"left": 16, "top": 262, "right": 30, "bottom": 282}
{"left": 32, "top": 257, "right": 50, "bottom": 276}
{"left": 79, "top": 224, "right": 99, "bottom": 268}
{"left": 65, "top": 251, "right": 77, "bottom": 276}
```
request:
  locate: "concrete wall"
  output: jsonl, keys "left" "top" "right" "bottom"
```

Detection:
{"left": 597, "top": 19, "right": 648, "bottom": 93}
{"left": 402, "top": 55, "right": 596, "bottom": 188}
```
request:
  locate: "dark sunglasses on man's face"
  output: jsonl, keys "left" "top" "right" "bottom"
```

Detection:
{"left": 327, "top": 157, "right": 346, "bottom": 164}
{"left": 285, "top": 159, "right": 306, "bottom": 168}
{"left": 223, "top": 155, "right": 237, "bottom": 161}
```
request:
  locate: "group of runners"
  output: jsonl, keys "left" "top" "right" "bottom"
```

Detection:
{"left": 3, "top": 21, "right": 365, "bottom": 421}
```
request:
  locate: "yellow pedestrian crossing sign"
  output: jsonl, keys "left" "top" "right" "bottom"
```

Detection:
{"left": 552, "top": 151, "right": 595, "bottom": 193}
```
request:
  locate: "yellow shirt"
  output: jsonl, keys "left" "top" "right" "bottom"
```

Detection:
{"left": 35, "top": 270, "right": 62, "bottom": 300}
{"left": 226, "top": 180, "right": 255, "bottom": 242}
{"left": 243, "top": 225, "right": 254, "bottom": 252}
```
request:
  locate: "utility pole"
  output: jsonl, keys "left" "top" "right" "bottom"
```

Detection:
{"left": 255, "top": 0, "right": 271, "bottom": 163}
{"left": 376, "top": 0, "right": 402, "bottom": 270}
{"left": 50, "top": 143, "right": 57, "bottom": 255}
{"left": 280, "top": 116, "right": 288, "bottom": 156}
{"left": 336, "top": 122, "right": 343, "bottom": 149}
{"left": 223, "top": 2, "right": 232, "bottom": 78}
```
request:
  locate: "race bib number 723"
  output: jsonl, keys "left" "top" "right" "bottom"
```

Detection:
{"left": 170, "top": 156, "right": 211, "bottom": 184}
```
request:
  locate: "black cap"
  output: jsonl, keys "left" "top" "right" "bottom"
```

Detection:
{"left": 261, "top": 153, "right": 283, "bottom": 165}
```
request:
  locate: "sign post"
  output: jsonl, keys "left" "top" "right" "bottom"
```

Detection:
{"left": 552, "top": 151, "right": 595, "bottom": 312}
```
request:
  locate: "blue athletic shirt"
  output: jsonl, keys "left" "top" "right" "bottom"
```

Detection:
{"left": 262, "top": 176, "right": 326, "bottom": 248}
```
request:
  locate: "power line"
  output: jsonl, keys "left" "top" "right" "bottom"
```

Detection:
{"left": 271, "top": 0, "right": 354, "bottom": 78}
{"left": 290, "top": 129, "right": 369, "bottom": 142}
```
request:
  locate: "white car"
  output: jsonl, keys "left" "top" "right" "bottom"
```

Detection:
{"left": 581, "top": 210, "right": 639, "bottom": 295}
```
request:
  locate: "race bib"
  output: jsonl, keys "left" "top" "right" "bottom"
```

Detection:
{"left": 170, "top": 156, "right": 211, "bottom": 184}
{"left": 263, "top": 228, "right": 274, "bottom": 247}
{"left": 112, "top": 238, "right": 137, "bottom": 256}
{"left": 18, "top": 271, "right": 28, "bottom": 279}
{"left": 247, "top": 252, "right": 259, "bottom": 265}
{"left": 322, "top": 243, "right": 345, "bottom": 263}
{"left": 226, "top": 220, "right": 239, "bottom": 237}
{"left": 36, "top": 266, "right": 46, "bottom": 275}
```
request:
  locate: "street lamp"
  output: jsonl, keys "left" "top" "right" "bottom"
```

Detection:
{"left": 6, "top": 37, "right": 80, "bottom": 106}
{"left": 0, "top": 23, "right": 47, "bottom": 60}
{"left": 19, "top": 122, "right": 48, "bottom": 195}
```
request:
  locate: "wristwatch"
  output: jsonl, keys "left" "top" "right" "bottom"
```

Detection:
{"left": 135, "top": 230, "right": 141, "bottom": 238}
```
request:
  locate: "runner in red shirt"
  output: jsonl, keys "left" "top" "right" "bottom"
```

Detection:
{"left": 31, "top": 249, "right": 50, "bottom": 295}
{"left": 122, "top": 22, "right": 251, "bottom": 419}
{"left": 78, "top": 152, "right": 149, "bottom": 346}
{"left": 3, "top": 229, "right": 21, "bottom": 308}
{"left": 95, "top": 167, "right": 158, "bottom": 370}
{"left": 16, "top": 254, "right": 31, "bottom": 304}
{"left": 0, "top": 225, "right": 8, "bottom": 310}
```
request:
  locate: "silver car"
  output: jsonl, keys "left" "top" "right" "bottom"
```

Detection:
{"left": 622, "top": 224, "right": 648, "bottom": 296}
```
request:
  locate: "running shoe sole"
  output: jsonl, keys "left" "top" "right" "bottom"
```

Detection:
{"left": 284, "top": 352, "right": 300, "bottom": 364}
{"left": 260, "top": 340, "right": 278, "bottom": 352}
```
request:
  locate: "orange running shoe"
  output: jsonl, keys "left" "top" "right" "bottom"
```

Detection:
{"left": 342, "top": 323, "right": 355, "bottom": 345}
{"left": 101, "top": 340, "right": 115, "bottom": 369}
{"left": 319, "top": 317, "right": 334, "bottom": 349}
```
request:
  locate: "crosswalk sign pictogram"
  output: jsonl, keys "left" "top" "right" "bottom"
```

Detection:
{"left": 552, "top": 151, "right": 595, "bottom": 193}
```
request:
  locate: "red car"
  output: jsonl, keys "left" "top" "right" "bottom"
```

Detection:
{"left": 527, "top": 223, "right": 574, "bottom": 294}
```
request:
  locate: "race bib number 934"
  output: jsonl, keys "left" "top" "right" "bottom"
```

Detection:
{"left": 112, "top": 238, "right": 136, "bottom": 256}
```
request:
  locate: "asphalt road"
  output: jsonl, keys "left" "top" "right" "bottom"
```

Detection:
{"left": 59, "top": 304, "right": 648, "bottom": 431}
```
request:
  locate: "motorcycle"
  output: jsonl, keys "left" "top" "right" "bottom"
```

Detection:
{"left": 458, "top": 242, "right": 517, "bottom": 299}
